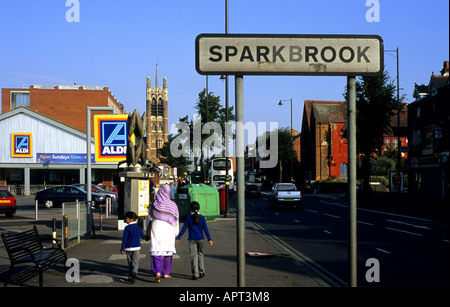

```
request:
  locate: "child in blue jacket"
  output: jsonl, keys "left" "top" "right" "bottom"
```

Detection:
{"left": 121, "top": 211, "right": 147, "bottom": 283}
{"left": 176, "top": 201, "right": 213, "bottom": 280}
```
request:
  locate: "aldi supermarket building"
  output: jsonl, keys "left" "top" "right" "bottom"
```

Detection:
{"left": 0, "top": 107, "right": 120, "bottom": 195}
{"left": 1, "top": 85, "right": 126, "bottom": 195}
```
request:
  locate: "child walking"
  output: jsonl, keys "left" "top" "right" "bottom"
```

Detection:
{"left": 120, "top": 211, "right": 147, "bottom": 283}
{"left": 175, "top": 201, "right": 213, "bottom": 280}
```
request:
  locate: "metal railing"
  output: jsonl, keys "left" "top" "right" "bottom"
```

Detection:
{"left": 61, "top": 200, "right": 93, "bottom": 248}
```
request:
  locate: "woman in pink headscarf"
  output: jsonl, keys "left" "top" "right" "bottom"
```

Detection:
{"left": 146, "top": 184, "right": 179, "bottom": 282}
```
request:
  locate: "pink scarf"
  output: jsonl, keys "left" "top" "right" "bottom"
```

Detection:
{"left": 149, "top": 185, "right": 179, "bottom": 226}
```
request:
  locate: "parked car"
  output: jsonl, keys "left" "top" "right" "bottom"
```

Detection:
{"left": 268, "top": 183, "right": 302, "bottom": 210}
{"left": 0, "top": 189, "right": 17, "bottom": 217}
{"left": 97, "top": 184, "right": 118, "bottom": 194}
{"left": 72, "top": 184, "right": 117, "bottom": 200}
{"left": 35, "top": 185, "right": 106, "bottom": 208}
{"left": 245, "top": 184, "right": 261, "bottom": 198}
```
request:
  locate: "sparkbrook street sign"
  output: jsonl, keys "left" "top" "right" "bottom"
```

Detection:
{"left": 196, "top": 34, "right": 383, "bottom": 76}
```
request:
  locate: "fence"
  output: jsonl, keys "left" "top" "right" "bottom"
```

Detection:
{"left": 61, "top": 200, "right": 93, "bottom": 248}
{"left": 0, "top": 184, "right": 61, "bottom": 196}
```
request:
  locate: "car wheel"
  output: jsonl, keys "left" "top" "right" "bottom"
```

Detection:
{"left": 44, "top": 200, "right": 54, "bottom": 208}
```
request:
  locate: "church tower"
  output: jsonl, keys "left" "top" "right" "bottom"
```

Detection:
{"left": 146, "top": 65, "right": 168, "bottom": 164}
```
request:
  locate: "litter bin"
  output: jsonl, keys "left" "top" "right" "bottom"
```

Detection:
{"left": 175, "top": 184, "right": 220, "bottom": 221}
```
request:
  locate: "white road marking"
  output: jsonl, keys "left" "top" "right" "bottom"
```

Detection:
{"left": 357, "top": 220, "right": 374, "bottom": 226}
{"left": 375, "top": 248, "right": 391, "bottom": 254}
{"left": 386, "top": 227, "right": 423, "bottom": 237}
{"left": 386, "top": 219, "right": 431, "bottom": 230}
{"left": 305, "top": 209, "right": 318, "bottom": 213}
{"left": 323, "top": 213, "right": 341, "bottom": 219}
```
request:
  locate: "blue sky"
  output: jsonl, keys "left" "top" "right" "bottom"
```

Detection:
{"left": 0, "top": 0, "right": 448, "bottom": 133}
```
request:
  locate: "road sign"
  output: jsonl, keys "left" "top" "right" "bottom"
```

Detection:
{"left": 196, "top": 34, "right": 383, "bottom": 76}
{"left": 94, "top": 114, "right": 128, "bottom": 162}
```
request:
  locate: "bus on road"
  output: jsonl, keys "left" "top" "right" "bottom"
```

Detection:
{"left": 210, "top": 158, "right": 235, "bottom": 192}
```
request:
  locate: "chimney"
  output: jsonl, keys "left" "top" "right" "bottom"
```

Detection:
{"left": 441, "top": 61, "right": 449, "bottom": 76}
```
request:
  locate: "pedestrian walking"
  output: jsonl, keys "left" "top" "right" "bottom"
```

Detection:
{"left": 146, "top": 185, "right": 179, "bottom": 283}
{"left": 169, "top": 182, "right": 177, "bottom": 200}
{"left": 120, "top": 211, "right": 147, "bottom": 284}
{"left": 176, "top": 201, "right": 213, "bottom": 280}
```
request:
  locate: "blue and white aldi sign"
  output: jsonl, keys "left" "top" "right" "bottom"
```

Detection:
{"left": 94, "top": 115, "right": 128, "bottom": 162}
{"left": 11, "top": 133, "right": 33, "bottom": 158}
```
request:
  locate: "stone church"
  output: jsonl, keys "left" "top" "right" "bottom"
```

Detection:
{"left": 145, "top": 67, "right": 172, "bottom": 183}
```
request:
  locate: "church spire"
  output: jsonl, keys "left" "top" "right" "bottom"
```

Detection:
{"left": 155, "top": 63, "right": 158, "bottom": 88}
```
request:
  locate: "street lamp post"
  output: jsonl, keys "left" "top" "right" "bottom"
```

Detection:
{"left": 278, "top": 98, "right": 293, "bottom": 182}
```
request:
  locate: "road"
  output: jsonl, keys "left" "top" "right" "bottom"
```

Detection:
{"left": 242, "top": 192, "right": 449, "bottom": 287}
{"left": 3, "top": 194, "right": 449, "bottom": 287}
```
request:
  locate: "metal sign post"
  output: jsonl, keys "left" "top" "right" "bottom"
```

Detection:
{"left": 235, "top": 75, "right": 245, "bottom": 287}
{"left": 86, "top": 107, "right": 115, "bottom": 204}
{"left": 347, "top": 76, "right": 357, "bottom": 287}
{"left": 196, "top": 33, "right": 383, "bottom": 287}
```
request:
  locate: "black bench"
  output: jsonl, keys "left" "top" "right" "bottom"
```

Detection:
{"left": 1, "top": 225, "right": 68, "bottom": 287}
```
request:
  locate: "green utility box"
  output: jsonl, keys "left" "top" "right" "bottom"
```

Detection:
{"left": 176, "top": 184, "right": 220, "bottom": 221}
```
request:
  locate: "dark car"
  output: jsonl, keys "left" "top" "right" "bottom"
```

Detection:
{"left": 0, "top": 189, "right": 17, "bottom": 217}
{"left": 245, "top": 184, "right": 261, "bottom": 198}
{"left": 72, "top": 184, "right": 117, "bottom": 201}
{"left": 35, "top": 185, "right": 106, "bottom": 208}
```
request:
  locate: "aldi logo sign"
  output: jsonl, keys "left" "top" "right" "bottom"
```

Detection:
{"left": 12, "top": 133, "right": 33, "bottom": 158}
{"left": 94, "top": 115, "right": 129, "bottom": 162}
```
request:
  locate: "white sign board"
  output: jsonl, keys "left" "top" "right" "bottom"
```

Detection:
{"left": 196, "top": 34, "right": 383, "bottom": 76}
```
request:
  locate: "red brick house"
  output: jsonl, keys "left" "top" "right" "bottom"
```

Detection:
{"left": 301, "top": 100, "right": 348, "bottom": 181}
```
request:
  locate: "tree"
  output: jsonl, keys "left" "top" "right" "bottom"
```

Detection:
{"left": 344, "top": 69, "right": 400, "bottom": 198}
{"left": 158, "top": 134, "right": 191, "bottom": 177}
{"left": 172, "top": 89, "right": 235, "bottom": 180}
{"left": 195, "top": 89, "right": 235, "bottom": 179}
{"left": 258, "top": 128, "right": 299, "bottom": 183}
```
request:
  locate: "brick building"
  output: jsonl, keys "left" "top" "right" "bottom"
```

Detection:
{"left": 2, "top": 85, "right": 125, "bottom": 136}
{"left": 301, "top": 100, "right": 348, "bottom": 181}
{"left": 408, "top": 61, "right": 449, "bottom": 200}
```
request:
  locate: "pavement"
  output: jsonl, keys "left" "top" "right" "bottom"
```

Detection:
{"left": 0, "top": 204, "right": 329, "bottom": 289}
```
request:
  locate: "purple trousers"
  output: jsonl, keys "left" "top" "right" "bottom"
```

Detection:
{"left": 151, "top": 255, "right": 172, "bottom": 276}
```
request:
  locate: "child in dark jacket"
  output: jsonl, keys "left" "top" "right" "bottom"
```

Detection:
{"left": 176, "top": 201, "right": 213, "bottom": 280}
{"left": 121, "top": 211, "right": 147, "bottom": 283}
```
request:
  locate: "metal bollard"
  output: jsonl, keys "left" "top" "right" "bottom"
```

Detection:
{"left": 63, "top": 214, "right": 68, "bottom": 248}
{"left": 106, "top": 198, "right": 109, "bottom": 218}
{"left": 52, "top": 218, "right": 57, "bottom": 248}
{"left": 99, "top": 204, "right": 103, "bottom": 232}
{"left": 35, "top": 199, "right": 39, "bottom": 221}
